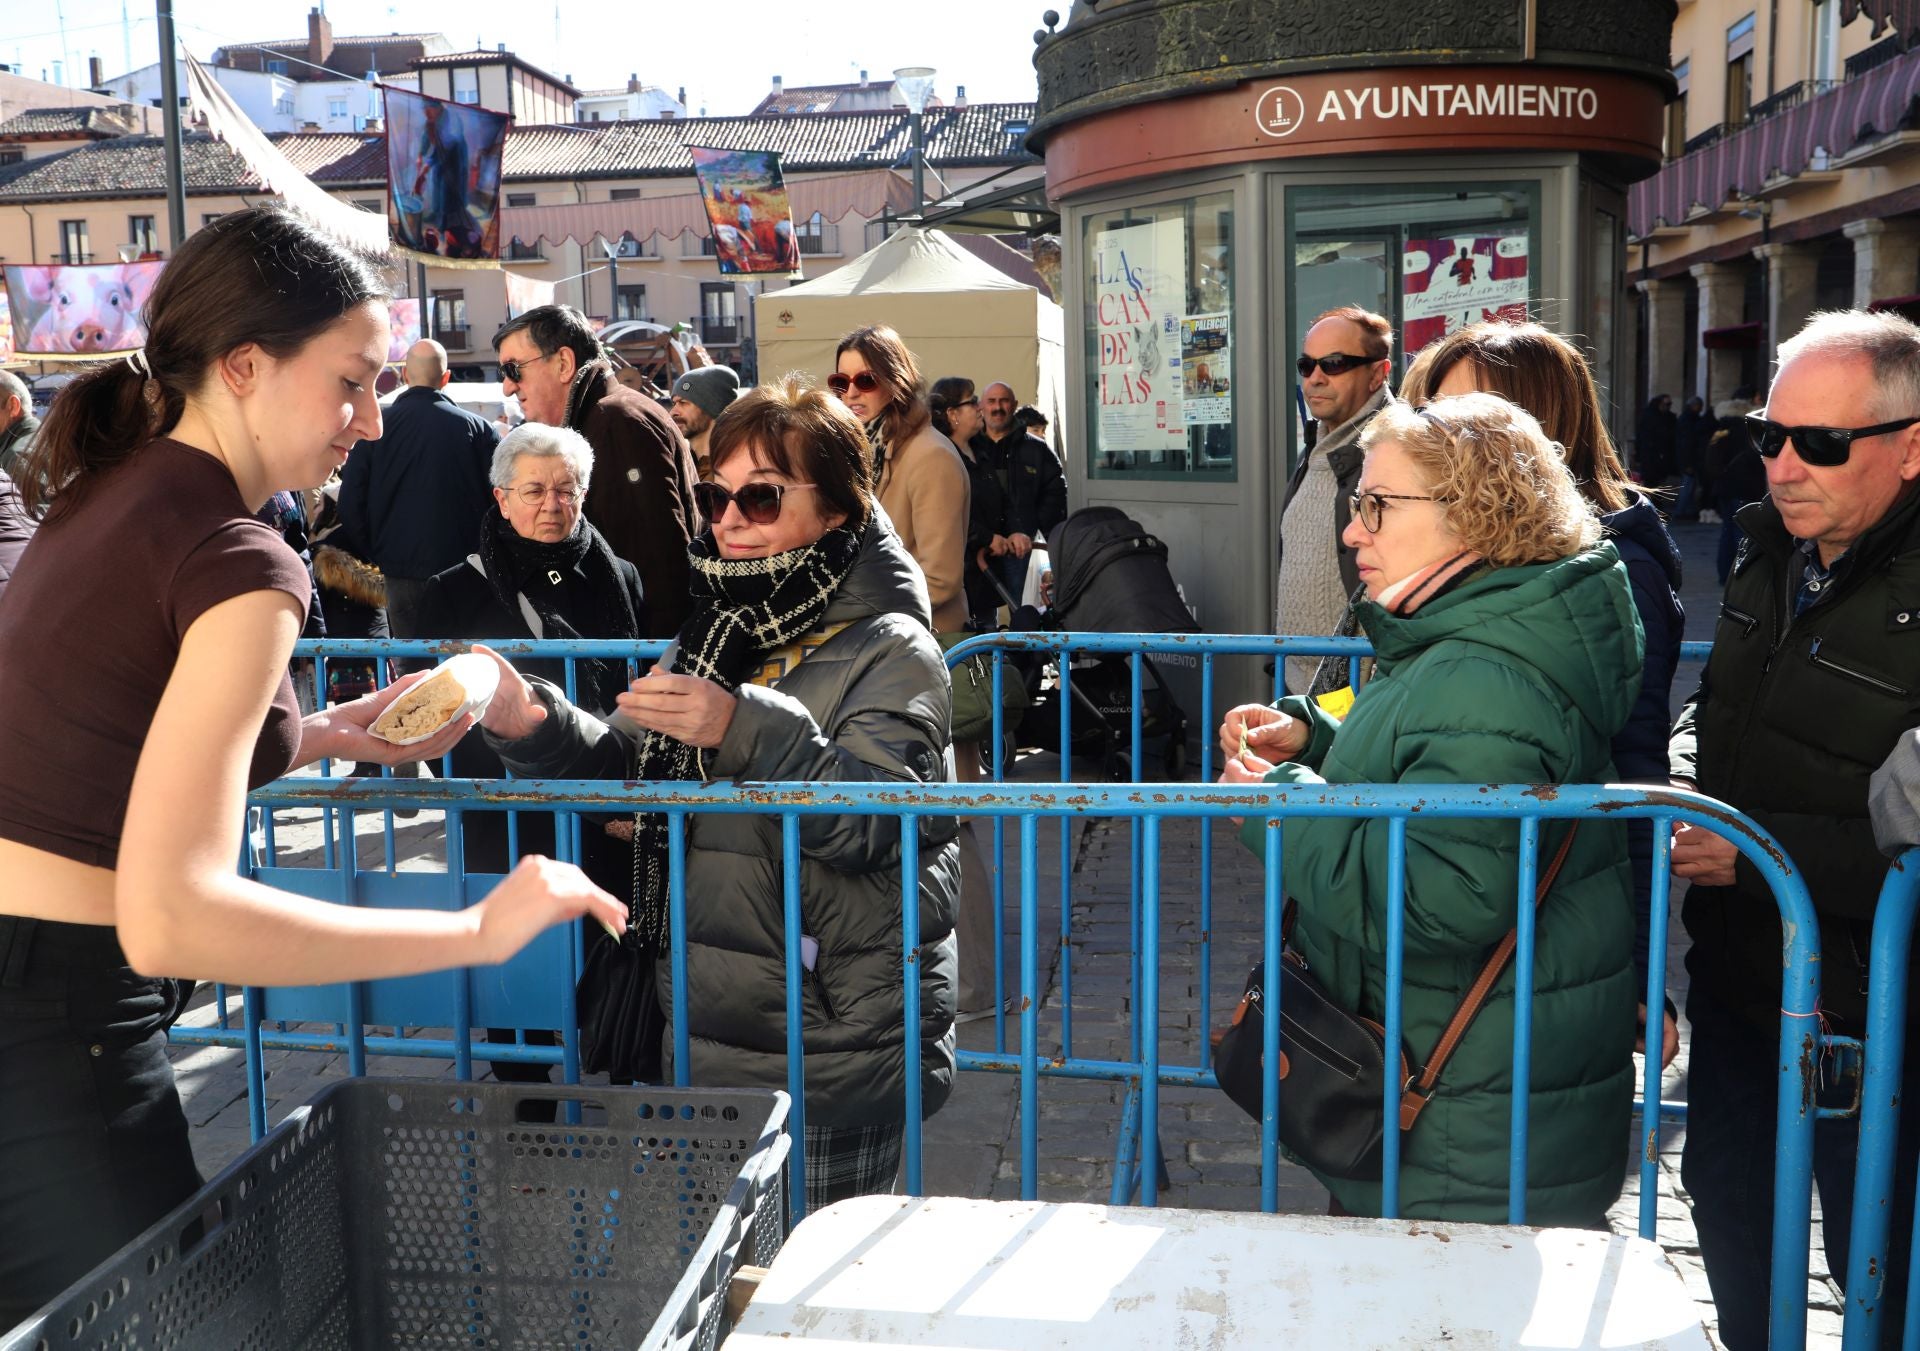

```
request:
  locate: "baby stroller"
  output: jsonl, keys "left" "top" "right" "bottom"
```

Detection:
{"left": 995, "top": 507, "right": 1199, "bottom": 780}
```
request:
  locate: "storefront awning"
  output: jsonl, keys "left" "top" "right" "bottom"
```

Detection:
{"left": 499, "top": 169, "right": 915, "bottom": 246}
{"left": 918, "top": 166, "right": 1058, "bottom": 237}
{"left": 1630, "top": 41, "right": 1920, "bottom": 237}
{"left": 1703, "top": 321, "right": 1765, "bottom": 350}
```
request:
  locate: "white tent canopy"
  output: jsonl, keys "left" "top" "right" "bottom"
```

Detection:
{"left": 754, "top": 227, "right": 1065, "bottom": 442}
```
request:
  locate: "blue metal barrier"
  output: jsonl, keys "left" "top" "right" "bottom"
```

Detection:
{"left": 1843, "top": 851, "right": 1920, "bottom": 1351}
{"left": 232, "top": 765, "right": 1831, "bottom": 1345}
{"left": 941, "top": 630, "right": 1712, "bottom": 1179}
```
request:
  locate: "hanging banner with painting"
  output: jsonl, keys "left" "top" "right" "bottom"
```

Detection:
{"left": 384, "top": 85, "right": 510, "bottom": 266}
{"left": 0, "top": 283, "right": 13, "bottom": 366}
{"left": 1092, "top": 218, "right": 1187, "bottom": 452}
{"left": 502, "top": 270, "right": 556, "bottom": 319}
{"left": 1401, "top": 232, "right": 1530, "bottom": 355}
{"left": 3, "top": 261, "right": 164, "bottom": 360}
{"left": 688, "top": 147, "right": 803, "bottom": 276}
{"left": 385, "top": 298, "right": 422, "bottom": 364}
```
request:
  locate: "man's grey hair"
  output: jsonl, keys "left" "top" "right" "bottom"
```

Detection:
{"left": 491, "top": 421, "right": 594, "bottom": 493}
{"left": 1774, "top": 309, "right": 1920, "bottom": 422}
{"left": 493, "top": 303, "right": 603, "bottom": 369}
{"left": 0, "top": 370, "right": 28, "bottom": 414}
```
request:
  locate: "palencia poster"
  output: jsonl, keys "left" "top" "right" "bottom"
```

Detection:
{"left": 1179, "top": 313, "right": 1231, "bottom": 425}
{"left": 1093, "top": 219, "right": 1187, "bottom": 451}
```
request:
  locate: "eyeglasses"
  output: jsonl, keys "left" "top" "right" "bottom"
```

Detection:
{"left": 1744, "top": 411, "right": 1920, "bottom": 467}
{"left": 500, "top": 351, "right": 559, "bottom": 383}
{"left": 1297, "top": 352, "right": 1378, "bottom": 379}
{"left": 826, "top": 370, "right": 882, "bottom": 397}
{"left": 512, "top": 482, "right": 580, "bottom": 506}
{"left": 1348, "top": 489, "right": 1438, "bottom": 533}
{"left": 693, "top": 480, "right": 817, "bottom": 525}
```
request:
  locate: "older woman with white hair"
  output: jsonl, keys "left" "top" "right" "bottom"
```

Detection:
{"left": 415, "top": 421, "right": 653, "bottom": 1086}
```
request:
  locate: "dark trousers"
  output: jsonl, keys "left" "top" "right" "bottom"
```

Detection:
{"left": 1683, "top": 975, "right": 1920, "bottom": 1349}
{"left": 0, "top": 917, "right": 201, "bottom": 1331}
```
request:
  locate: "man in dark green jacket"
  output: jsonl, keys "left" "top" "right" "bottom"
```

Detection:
{"left": 1670, "top": 309, "right": 1920, "bottom": 1349}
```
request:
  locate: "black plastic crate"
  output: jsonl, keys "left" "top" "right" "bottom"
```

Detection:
{"left": 3, "top": 1079, "right": 789, "bottom": 1351}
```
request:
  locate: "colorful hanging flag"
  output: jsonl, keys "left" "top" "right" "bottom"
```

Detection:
{"left": 503, "top": 270, "right": 556, "bottom": 319}
{"left": 385, "top": 85, "right": 510, "bottom": 266}
{"left": 3, "top": 261, "right": 164, "bottom": 361}
{"left": 688, "top": 147, "right": 803, "bottom": 277}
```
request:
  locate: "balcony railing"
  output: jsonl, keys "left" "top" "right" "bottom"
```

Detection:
{"left": 797, "top": 223, "right": 839, "bottom": 255}
{"left": 1848, "top": 35, "right": 1905, "bottom": 80}
{"left": 505, "top": 239, "right": 545, "bottom": 262}
{"left": 1630, "top": 38, "right": 1920, "bottom": 238}
{"left": 701, "top": 321, "right": 740, "bottom": 346}
{"left": 1683, "top": 121, "right": 1744, "bottom": 154}
{"left": 55, "top": 251, "right": 93, "bottom": 265}
{"left": 1749, "top": 79, "right": 1841, "bottom": 122}
{"left": 438, "top": 327, "right": 470, "bottom": 352}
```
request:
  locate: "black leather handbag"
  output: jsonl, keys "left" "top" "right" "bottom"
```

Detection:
{"left": 1213, "top": 826, "right": 1578, "bottom": 1179}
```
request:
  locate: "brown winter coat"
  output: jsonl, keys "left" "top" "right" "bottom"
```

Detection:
{"left": 874, "top": 417, "right": 971, "bottom": 634}
{"left": 567, "top": 364, "right": 703, "bottom": 637}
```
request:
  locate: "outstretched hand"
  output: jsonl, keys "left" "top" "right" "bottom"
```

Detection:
{"left": 472, "top": 643, "right": 549, "bottom": 742}
{"left": 313, "top": 666, "right": 474, "bottom": 766}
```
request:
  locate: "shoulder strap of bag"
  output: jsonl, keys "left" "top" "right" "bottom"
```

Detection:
{"left": 1398, "top": 823, "right": 1580, "bottom": 1131}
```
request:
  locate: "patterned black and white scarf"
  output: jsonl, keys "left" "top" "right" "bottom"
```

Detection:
{"left": 628, "top": 517, "right": 866, "bottom": 945}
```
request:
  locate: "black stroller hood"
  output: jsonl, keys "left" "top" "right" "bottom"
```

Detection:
{"left": 1050, "top": 507, "right": 1201, "bottom": 634}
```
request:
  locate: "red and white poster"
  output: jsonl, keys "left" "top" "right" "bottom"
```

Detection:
{"left": 1401, "top": 232, "right": 1530, "bottom": 355}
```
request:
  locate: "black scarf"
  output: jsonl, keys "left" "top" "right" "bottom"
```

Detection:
{"left": 627, "top": 518, "right": 866, "bottom": 945}
{"left": 477, "top": 506, "right": 639, "bottom": 699}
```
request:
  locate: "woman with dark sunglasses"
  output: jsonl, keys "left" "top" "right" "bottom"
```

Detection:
{"left": 829, "top": 326, "right": 971, "bottom": 632}
{"left": 1218, "top": 392, "right": 1640, "bottom": 1226}
{"left": 474, "top": 375, "right": 958, "bottom": 1215}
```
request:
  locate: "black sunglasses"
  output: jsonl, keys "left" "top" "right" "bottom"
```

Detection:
{"left": 499, "top": 351, "right": 559, "bottom": 383}
{"left": 1744, "top": 411, "right": 1920, "bottom": 467}
{"left": 1296, "top": 352, "right": 1377, "bottom": 379}
{"left": 693, "top": 480, "right": 817, "bottom": 525}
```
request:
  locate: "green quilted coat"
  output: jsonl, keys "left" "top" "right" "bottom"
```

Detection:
{"left": 1239, "top": 544, "right": 1642, "bottom": 1224}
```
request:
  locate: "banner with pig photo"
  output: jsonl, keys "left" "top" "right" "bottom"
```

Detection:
{"left": 3, "top": 261, "right": 163, "bottom": 361}
{"left": 688, "top": 147, "right": 802, "bottom": 277}
{"left": 384, "top": 85, "right": 510, "bottom": 266}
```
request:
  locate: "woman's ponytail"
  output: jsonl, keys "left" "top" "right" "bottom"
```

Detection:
{"left": 20, "top": 359, "right": 157, "bottom": 517}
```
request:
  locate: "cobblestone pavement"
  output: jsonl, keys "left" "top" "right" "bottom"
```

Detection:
{"left": 169, "top": 518, "right": 1840, "bottom": 1347}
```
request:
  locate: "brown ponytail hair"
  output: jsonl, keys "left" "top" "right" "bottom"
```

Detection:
{"left": 22, "top": 205, "right": 387, "bottom": 518}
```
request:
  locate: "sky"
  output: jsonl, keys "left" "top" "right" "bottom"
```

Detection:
{"left": 1, "top": 1, "right": 1047, "bottom": 115}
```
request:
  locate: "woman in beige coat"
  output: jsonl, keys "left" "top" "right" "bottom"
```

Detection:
{"left": 830, "top": 325, "right": 970, "bottom": 633}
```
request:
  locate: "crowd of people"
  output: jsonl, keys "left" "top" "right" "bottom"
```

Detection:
{"left": 1242, "top": 299, "right": 1920, "bottom": 1345}
{"left": 0, "top": 199, "right": 1916, "bottom": 1346}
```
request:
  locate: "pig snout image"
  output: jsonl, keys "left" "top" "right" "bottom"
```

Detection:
{"left": 22, "top": 265, "right": 155, "bottom": 354}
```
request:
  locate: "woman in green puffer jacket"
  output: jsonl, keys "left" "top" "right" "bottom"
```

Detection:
{"left": 1221, "top": 392, "right": 1642, "bottom": 1225}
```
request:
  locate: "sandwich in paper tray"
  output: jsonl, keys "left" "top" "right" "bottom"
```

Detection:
{"left": 369, "top": 652, "right": 499, "bottom": 746}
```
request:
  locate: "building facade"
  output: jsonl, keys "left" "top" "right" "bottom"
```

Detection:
{"left": 1628, "top": 0, "right": 1920, "bottom": 424}
{"left": 0, "top": 102, "right": 1038, "bottom": 375}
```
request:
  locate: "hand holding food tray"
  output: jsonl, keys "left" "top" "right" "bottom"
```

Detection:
{"left": 370, "top": 652, "right": 500, "bottom": 745}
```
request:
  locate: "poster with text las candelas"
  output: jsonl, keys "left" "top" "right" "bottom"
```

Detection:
{"left": 3, "top": 261, "right": 163, "bottom": 360}
{"left": 1093, "top": 219, "right": 1187, "bottom": 452}
{"left": 1401, "top": 232, "right": 1530, "bottom": 355}
{"left": 689, "top": 147, "right": 802, "bottom": 276}
{"left": 384, "top": 85, "right": 510, "bottom": 263}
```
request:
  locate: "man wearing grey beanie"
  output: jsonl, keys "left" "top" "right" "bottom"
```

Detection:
{"left": 669, "top": 366, "right": 741, "bottom": 476}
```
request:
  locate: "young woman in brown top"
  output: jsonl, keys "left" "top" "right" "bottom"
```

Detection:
{"left": 0, "top": 206, "right": 624, "bottom": 1326}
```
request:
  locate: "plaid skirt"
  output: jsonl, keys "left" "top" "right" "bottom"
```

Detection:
{"left": 803, "top": 1121, "right": 905, "bottom": 1214}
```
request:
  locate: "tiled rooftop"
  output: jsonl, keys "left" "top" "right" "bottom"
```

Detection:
{"left": 0, "top": 103, "right": 1039, "bottom": 202}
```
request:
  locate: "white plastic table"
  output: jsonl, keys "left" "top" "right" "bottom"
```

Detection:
{"left": 727, "top": 1196, "right": 1713, "bottom": 1349}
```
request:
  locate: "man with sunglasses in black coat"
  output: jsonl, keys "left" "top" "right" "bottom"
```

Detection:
{"left": 1276, "top": 305, "right": 1397, "bottom": 696}
{"left": 1670, "top": 309, "right": 1920, "bottom": 1349}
